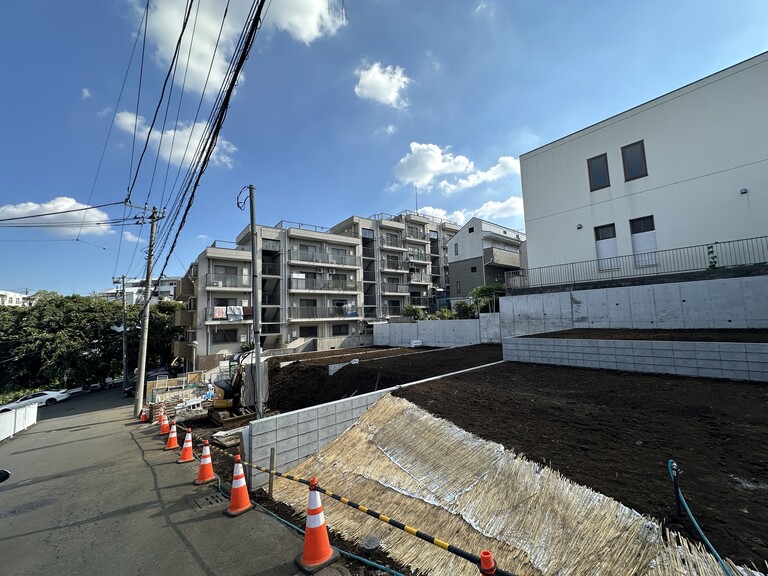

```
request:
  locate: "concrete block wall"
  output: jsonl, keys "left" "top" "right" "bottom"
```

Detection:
{"left": 503, "top": 337, "right": 768, "bottom": 382}
{"left": 373, "top": 314, "right": 499, "bottom": 347}
{"left": 245, "top": 388, "right": 389, "bottom": 487}
{"left": 500, "top": 275, "right": 768, "bottom": 336}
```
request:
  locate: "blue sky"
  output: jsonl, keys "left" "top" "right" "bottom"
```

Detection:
{"left": 1, "top": 0, "right": 766, "bottom": 296}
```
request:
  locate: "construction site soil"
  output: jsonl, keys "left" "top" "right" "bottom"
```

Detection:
{"left": 191, "top": 332, "right": 768, "bottom": 570}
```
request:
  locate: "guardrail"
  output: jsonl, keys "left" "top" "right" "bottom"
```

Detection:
{"left": 506, "top": 235, "right": 768, "bottom": 290}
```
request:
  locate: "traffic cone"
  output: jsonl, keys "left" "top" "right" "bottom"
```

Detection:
{"left": 164, "top": 422, "right": 179, "bottom": 450}
{"left": 193, "top": 440, "right": 216, "bottom": 485}
{"left": 479, "top": 550, "right": 497, "bottom": 574}
{"left": 177, "top": 429, "right": 194, "bottom": 463}
{"left": 159, "top": 412, "right": 171, "bottom": 436}
{"left": 295, "top": 477, "right": 339, "bottom": 574}
{"left": 224, "top": 455, "right": 253, "bottom": 517}
{"left": 155, "top": 405, "right": 165, "bottom": 425}
{"left": 139, "top": 404, "right": 148, "bottom": 422}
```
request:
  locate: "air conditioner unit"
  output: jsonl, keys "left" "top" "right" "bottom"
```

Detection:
{"left": 317, "top": 267, "right": 324, "bottom": 273}
{"left": 329, "top": 268, "right": 336, "bottom": 274}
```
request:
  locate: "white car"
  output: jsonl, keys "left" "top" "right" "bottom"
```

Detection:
{"left": 0, "top": 389, "right": 71, "bottom": 412}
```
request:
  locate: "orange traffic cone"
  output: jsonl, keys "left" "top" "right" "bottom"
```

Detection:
{"left": 164, "top": 422, "right": 179, "bottom": 450}
{"left": 224, "top": 455, "right": 253, "bottom": 517}
{"left": 295, "top": 477, "right": 339, "bottom": 573}
{"left": 479, "top": 550, "right": 497, "bottom": 574}
{"left": 155, "top": 405, "right": 165, "bottom": 424}
{"left": 159, "top": 412, "right": 171, "bottom": 436}
{"left": 139, "top": 404, "right": 148, "bottom": 422}
{"left": 194, "top": 440, "right": 216, "bottom": 485}
{"left": 177, "top": 429, "right": 194, "bottom": 463}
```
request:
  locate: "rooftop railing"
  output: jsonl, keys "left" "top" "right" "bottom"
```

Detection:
{"left": 505, "top": 235, "right": 768, "bottom": 291}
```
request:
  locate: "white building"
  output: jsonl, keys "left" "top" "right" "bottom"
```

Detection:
{"left": 446, "top": 217, "right": 524, "bottom": 300}
{"left": 520, "top": 51, "right": 768, "bottom": 272}
{"left": 0, "top": 290, "right": 31, "bottom": 306}
{"left": 98, "top": 277, "right": 179, "bottom": 304}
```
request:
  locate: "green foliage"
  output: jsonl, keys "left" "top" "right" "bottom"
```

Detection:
{"left": 401, "top": 305, "right": 426, "bottom": 320}
{"left": 240, "top": 341, "right": 255, "bottom": 352}
{"left": 453, "top": 300, "right": 476, "bottom": 319}
{"left": 469, "top": 283, "right": 505, "bottom": 313}
{"left": 427, "top": 307, "right": 456, "bottom": 320}
{"left": 0, "top": 293, "right": 183, "bottom": 396}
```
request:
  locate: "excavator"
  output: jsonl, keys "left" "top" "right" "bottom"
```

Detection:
{"left": 208, "top": 352, "right": 262, "bottom": 429}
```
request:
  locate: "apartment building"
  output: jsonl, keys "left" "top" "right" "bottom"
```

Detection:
{"left": 0, "top": 290, "right": 31, "bottom": 306}
{"left": 446, "top": 217, "right": 525, "bottom": 300}
{"left": 175, "top": 211, "right": 462, "bottom": 359}
{"left": 98, "top": 277, "right": 179, "bottom": 304}
{"left": 520, "top": 51, "right": 768, "bottom": 271}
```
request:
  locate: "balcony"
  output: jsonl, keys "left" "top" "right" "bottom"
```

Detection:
{"left": 381, "top": 282, "right": 409, "bottom": 294}
{"left": 289, "top": 278, "right": 361, "bottom": 292}
{"left": 287, "top": 248, "right": 360, "bottom": 268}
{"left": 406, "top": 229, "right": 429, "bottom": 243}
{"left": 382, "top": 305, "right": 402, "bottom": 316}
{"left": 206, "top": 273, "right": 250, "bottom": 289}
{"left": 407, "top": 250, "right": 430, "bottom": 263}
{"left": 484, "top": 246, "right": 521, "bottom": 268}
{"left": 506, "top": 235, "right": 768, "bottom": 291}
{"left": 409, "top": 272, "right": 430, "bottom": 284}
{"left": 409, "top": 296, "right": 430, "bottom": 307}
{"left": 205, "top": 306, "right": 254, "bottom": 322}
{"left": 380, "top": 258, "right": 407, "bottom": 271}
{"left": 380, "top": 236, "right": 406, "bottom": 250}
{"left": 262, "top": 239, "right": 280, "bottom": 251}
{"left": 287, "top": 306, "right": 361, "bottom": 320}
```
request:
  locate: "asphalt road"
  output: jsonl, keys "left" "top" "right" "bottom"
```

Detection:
{"left": 0, "top": 389, "right": 309, "bottom": 576}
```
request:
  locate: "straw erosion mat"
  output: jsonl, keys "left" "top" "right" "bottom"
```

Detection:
{"left": 386, "top": 348, "right": 767, "bottom": 569}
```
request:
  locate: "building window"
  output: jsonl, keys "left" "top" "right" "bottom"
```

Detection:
{"left": 594, "top": 223, "right": 618, "bottom": 271}
{"left": 471, "top": 266, "right": 477, "bottom": 273}
{"left": 630, "top": 215, "right": 657, "bottom": 266}
{"left": 587, "top": 153, "right": 610, "bottom": 191}
{"left": 621, "top": 140, "right": 648, "bottom": 181}
{"left": 299, "top": 326, "right": 318, "bottom": 338}
{"left": 454, "top": 244, "right": 459, "bottom": 256}
{"left": 456, "top": 281, "right": 461, "bottom": 295}
{"left": 468, "top": 227, "right": 474, "bottom": 233}
{"left": 362, "top": 228, "right": 374, "bottom": 239}
{"left": 332, "top": 324, "right": 349, "bottom": 336}
{"left": 212, "top": 329, "right": 238, "bottom": 344}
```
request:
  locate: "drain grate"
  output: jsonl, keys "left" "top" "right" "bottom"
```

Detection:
{"left": 191, "top": 492, "right": 228, "bottom": 511}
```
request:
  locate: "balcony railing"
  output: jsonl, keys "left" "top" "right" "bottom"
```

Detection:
{"left": 506, "top": 235, "right": 768, "bottom": 291}
{"left": 287, "top": 306, "right": 361, "bottom": 319}
{"left": 382, "top": 305, "right": 402, "bottom": 316}
{"left": 205, "top": 306, "right": 254, "bottom": 321}
{"left": 409, "top": 297, "right": 430, "bottom": 307}
{"left": 287, "top": 248, "right": 360, "bottom": 267}
{"left": 406, "top": 229, "right": 427, "bottom": 241}
{"left": 206, "top": 273, "right": 250, "bottom": 288}
{"left": 380, "top": 237, "right": 405, "bottom": 249}
{"left": 381, "top": 282, "right": 409, "bottom": 293}
{"left": 407, "top": 250, "right": 429, "bottom": 262}
{"left": 409, "top": 272, "right": 430, "bottom": 283}
{"left": 380, "top": 258, "right": 407, "bottom": 271}
{"left": 289, "top": 278, "right": 361, "bottom": 292}
{"left": 262, "top": 239, "right": 280, "bottom": 251}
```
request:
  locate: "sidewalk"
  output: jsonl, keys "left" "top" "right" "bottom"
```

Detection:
{"left": 0, "top": 391, "right": 352, "bottom": 576}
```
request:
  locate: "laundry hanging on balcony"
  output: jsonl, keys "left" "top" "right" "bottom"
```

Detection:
{"left": 226, "top": 305, "right": 243, "bottom": 321}
{"left": 212, "top": 306, "right": 227, "bottom": 319}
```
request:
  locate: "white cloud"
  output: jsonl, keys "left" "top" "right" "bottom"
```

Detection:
{"left": 197, "top": 234, "right": 210, "bottom": 240}
{"left": 393, "top": 143, "right": 473, "bottom": 189}
{"left": 97, "top": 107, "right": 112, "bottom": 118}
{"left": 123, "top": 230, "right": 145, "bottom": 243}
{"left": 437, "top": 156, "right": 520, "bottom": 194}
{"left": 81, "top": 88, "right": 92, "bottom": 100}
{"left": 474, "top": 195, "right": 525, "bottom": 220}
{"left": 355, "top": 62, "right": 411, "bottom": 108}
{"left": 266, "top": 0, "right": 347, "bottom": 44}
{"left": 417, "top": 206, "right": 470, "bottom": 225}
{"left": 0, "top": 197, "right": 113, "bottom": 236}
{"left": 115, "top": 111, "right": 236, "bottom": 168}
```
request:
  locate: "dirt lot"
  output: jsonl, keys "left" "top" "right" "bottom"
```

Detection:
{"left": 191, "top": 334, "right": 767, "bottom": 570}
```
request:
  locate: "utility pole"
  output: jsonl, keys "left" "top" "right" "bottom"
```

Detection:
{"left": 248, "top": 184, "right": 263, "bottom": 418}
{"left": 113, "top": 275, "right": 128, "bottom": 398}
{"left": 134, "top": 207, "right": 162, "bottom": 417}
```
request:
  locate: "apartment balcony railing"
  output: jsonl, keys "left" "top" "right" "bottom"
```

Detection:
{"left": 506, "top": 235, "right": 768, "bottom": 291}
{"left": 407, "top": 250, "right": 430, "bottom": 263}
{"left": 409, "top": 272, "right": 430, "bottom": 283}
{"left": 409, "top": 297, "right": 430, "bottom": 307}
{"left": 381, "top": 282, "right": 409, "bottom": 294}
{"left": 380, "top": 236, "right": 405, "bottom": 249}
{"left": 287, "top": 248, "right": 361, "bottom": 267}
{"left": 205, "top": 306, "right": 254, "bottom": 322}
{"left": 289, "top": 278, "right": 361, "bottom": 292}
{"left": 287, "top": 306, "right": 361, "bottom": 319}
{"left": 406, "top": 230, "right": 427, "bottom": 242}
{"left": 382, "top": 305, "right": 402, "bottom": 316}
{"left": 206, "top": 273, "right": 250, "bottom": 288}
{"left": 380, "top": 258, "right": 407, "bottom": 271}
{"left": 262, "top": 239, "right": 280, "bottom": 251}
{"left": 262, "top": 263, "right": 280, "bottom": 275}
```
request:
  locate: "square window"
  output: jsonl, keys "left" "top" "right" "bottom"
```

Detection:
{"left": 468, "top": 227, "right": 474, "bottom": 233}
{"left": 587, "top": 153, "right": 610, "bottom": 191}
{"left": 630, "top": 215, "right": 655, "bottom": 234}
{"left": 594, "top": 223, "right": 616, "bottom": 241}
{"left": 332, "top": 324, "right": 349, "bottom": 336}
{"left": 299, "top": 326, "right": 318, "bottom": 337}
{"left": 212, "top": 329, "right": 237, "bottom": 343}
{"left": 621, "top": 141, "right": 648, "bottom": 181}
{"left": 471, "top": 266, "right": 477, "bottom": 273}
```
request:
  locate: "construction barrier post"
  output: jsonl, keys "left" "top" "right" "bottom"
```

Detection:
{"left": 479, "top": 550, "right": 497, "bottom": 574}
{"left": 294, "top": 477, "right": 339, "bottom": 574}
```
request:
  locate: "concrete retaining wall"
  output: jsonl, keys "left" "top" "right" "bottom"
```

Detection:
{"left": 503, "top": 337, "right": 768, "bottom": 382}
{"left": 500, "top": 275, "right": 768, "bottom": 337}
{"left": 0, "top": 404, "right": 38, "bottom": 442}
{"left": 373, "top": 314, "right": 500, "bottom": 347}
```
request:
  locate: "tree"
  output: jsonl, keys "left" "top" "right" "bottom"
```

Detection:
{"left": 401, "top": 305, "right": 425, "bottom": 320}
{"left": 453, "top": 300, "right": 476, "bottom": 319}
{"left": 469, "top": 283, "right": 505, "bottom": 313}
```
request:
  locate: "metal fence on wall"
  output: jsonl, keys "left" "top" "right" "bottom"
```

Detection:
{"left": 506, "top": 235, "right": 768, "bottom": 291}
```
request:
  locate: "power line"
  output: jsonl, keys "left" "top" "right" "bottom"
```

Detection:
{"left": 0, "top": 200, "right": 125, "bottom": 223}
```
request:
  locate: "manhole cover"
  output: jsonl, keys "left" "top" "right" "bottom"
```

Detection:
{"left": 191, "top": 492, "right": 228, "bottom": 511}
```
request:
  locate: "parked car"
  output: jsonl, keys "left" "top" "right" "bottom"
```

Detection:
{"left": 0, "top": 389, "right": 71, "bottom": 412}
